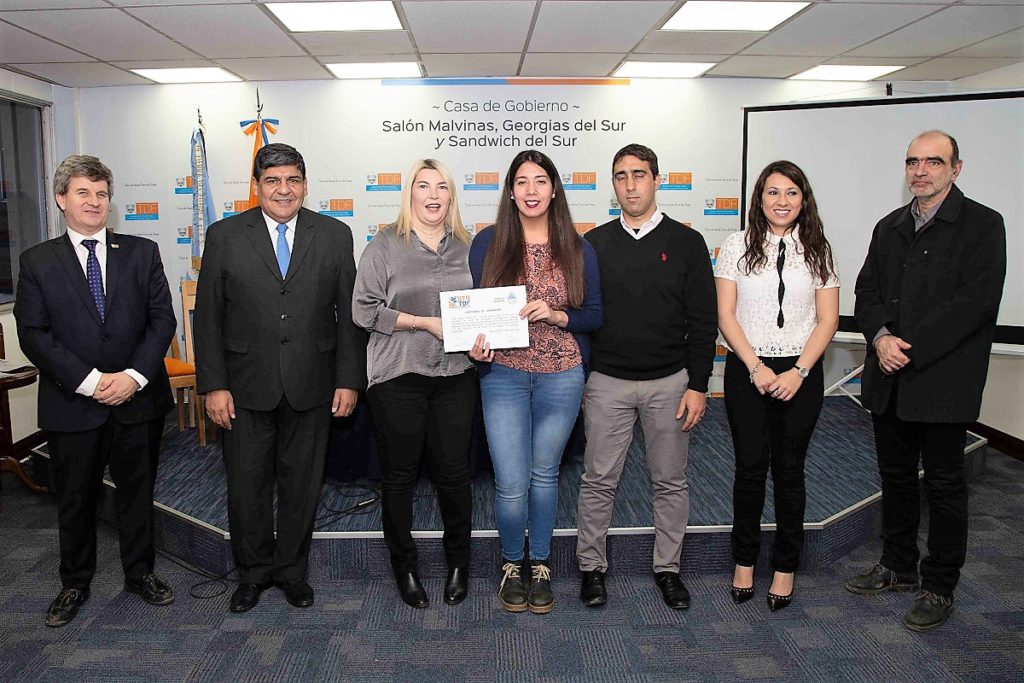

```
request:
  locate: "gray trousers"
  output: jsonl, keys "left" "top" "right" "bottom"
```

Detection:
{"left": 576, "top": 368, "right": 691, "bottom": 573}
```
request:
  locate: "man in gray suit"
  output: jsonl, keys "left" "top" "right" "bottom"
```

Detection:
{"left": 195, "top": 143, "right": 365, "bottom": 613}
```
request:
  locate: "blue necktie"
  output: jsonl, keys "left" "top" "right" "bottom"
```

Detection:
{"left": 276, "top": 223, "right": 290, "bottom": 277}
{"left": 82, "top": 239, "right": 105, "bottom": 322}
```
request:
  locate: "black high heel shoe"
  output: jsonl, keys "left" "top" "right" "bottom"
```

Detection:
{"left": 731, "top": 564, "right": 756, "bottom": 604}
{"left": 766, "top": 572, "right": 794, "bottom": 612}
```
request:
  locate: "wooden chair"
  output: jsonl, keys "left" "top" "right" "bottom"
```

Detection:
{"left": 164, "top": 279, "right": 206, "bottom": 446}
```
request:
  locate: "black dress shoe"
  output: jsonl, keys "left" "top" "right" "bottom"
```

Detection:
{"left": 766, "top": 572, "right": 795, "bottom": 612}
{"left": 579, "top": 570, "right": 607, "bottom": 607}
{"left": 731, "top": 564, "right": 755, "bottom": 604}
{"left": 527, "top": 560, "right": 554, "bottom": 614}
{"left": 125, "top": 573, "right": 175, "bottom": 606}
{"left": 654, "top": 572, "right": 690, "bottom": 610}
{"left": 845, "top": 563, "right": 919, "bottom": 596}
{"left": 45, "top": 587, "right": 89, "bottom": 627}
{"left": 903, "top": 590, "right": 954, "bottom": 631}
{"left": 279, "top": 578, "right": 314, "bottom": 608}
{"left": 230, "top": 582, "right": 269, "bottom": 613}
{"left": 444, "top": 567, "right": 469, "bottom": 605}
{"left": 498, "top": 560, "right": 528, "bottom": 613}
{"left": 395, "top": 571, "right": 428, "bottom": 608}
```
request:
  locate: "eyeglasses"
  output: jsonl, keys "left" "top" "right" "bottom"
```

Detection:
{"left": 776, "top": 239, "right": 786, "bottom": 328}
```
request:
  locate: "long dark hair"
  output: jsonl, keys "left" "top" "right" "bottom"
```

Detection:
{"left": 742, "top": 160, "right": 835, "bottom": 285}
{"left": 481, "top": 150, "right": 585, "bottom": 307}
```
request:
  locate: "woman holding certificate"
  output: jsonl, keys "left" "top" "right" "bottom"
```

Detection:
{"left": 468, "top": 150, "right": 602, "bottom": 614}
{"left": 714, "top": 160, "right": 839, "bottom": 612}
{"left": 353, "top": 159, "right": 476, "bottom": 609}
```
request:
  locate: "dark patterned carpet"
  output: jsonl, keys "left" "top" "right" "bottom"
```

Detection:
{"left": 1, "top": 450, "right": 1022, "bottom": 681}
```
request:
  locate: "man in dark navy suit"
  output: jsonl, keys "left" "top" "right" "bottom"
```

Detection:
{"left": 15, "top": 154, "right": 176, "bottom": 627}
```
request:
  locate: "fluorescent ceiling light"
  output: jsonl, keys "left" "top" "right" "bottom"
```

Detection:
{"left": 614, "top": 61, "right": 716, "bottom": 78}
{"left": 662, "top": 1, "right": 808, "bottom": 31}
{"left": 266, "top": 2, "right": 401, "bottom": 32}
{"left": 326, "top": 62, "right": 421, "bottom": 79}
{"left": 790, "top": 65, "right": 906, "bottom": 81}
{"left": 132, "top": 68, "right": 240, "bottom": 84}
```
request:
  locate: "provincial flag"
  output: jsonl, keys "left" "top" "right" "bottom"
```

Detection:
{"left": 240, "top": 114, "right": 279, "bottom": 209}
{"left": 190, "top": 126, "right": 216, "bottom": 275}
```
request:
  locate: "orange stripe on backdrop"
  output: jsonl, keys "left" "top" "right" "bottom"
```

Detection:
{"left": 247, "top": 127, "right": 262, "bottom": 210}
{"left": 506, "top": 78, "right": 630, "bottom": 86}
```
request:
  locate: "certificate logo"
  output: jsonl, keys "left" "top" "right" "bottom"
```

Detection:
{"left": 463, "top": 171, "right": 499, "bottom": 191}
{"left": 561, "top": 171, "right": 597, "bottom": 191}
{"left": 448, "top": 294, "right": 471, "bottom": 309}
{"left": 661, "top": 171, "right": 692, "bottom": 191}
{"left": 366, "top": 172, "right": 401, "bottom": 192}
{"left": 505, "top": 291, "right": 518, "bottom": 304}
{"left": 318, "top": 198, "right": 354, "bottom": 217}
{"left": 704, "top": 197, "right": 739, "bottom": 216}
{"left": 125, "top": 202, "right": 159, "bottom": 221}
{"left": 175, "top": 175, "right": 194, "bottom": 195}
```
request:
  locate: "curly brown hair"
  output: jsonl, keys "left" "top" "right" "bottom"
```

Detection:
{"left": 742, "top": 160, "right": 835, "bottom": 286}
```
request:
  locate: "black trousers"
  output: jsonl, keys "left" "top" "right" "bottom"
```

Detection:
{"left": 725, "top": 353, "right": 823, "bottom": 572}
{"left": 222, "top": 395, "right": 330, "bottom": 584}
{"left": 873, "top": 387, "right": 968, "bottom": 597}
{"left": 367, "top": 371, "right": 475, "bottom": 574}
{"left": 48, "top": 415, "right": 164, "bottom": 590}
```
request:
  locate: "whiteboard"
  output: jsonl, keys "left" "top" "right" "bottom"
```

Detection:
{"left": 743, "top": 91, "right": 1023, "bottom": 344}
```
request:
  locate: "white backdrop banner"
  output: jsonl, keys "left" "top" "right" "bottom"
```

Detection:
{"left": 77, "top": 77, "right": 898, "bottom": 394}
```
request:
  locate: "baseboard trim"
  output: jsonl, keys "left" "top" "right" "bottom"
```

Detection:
{"left": 972, "top": 422, "right": 1024, "bottom": 461}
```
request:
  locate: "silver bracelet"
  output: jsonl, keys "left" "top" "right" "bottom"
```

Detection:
{"left": 748, "top": 360, "right": 763, "bottom": 384}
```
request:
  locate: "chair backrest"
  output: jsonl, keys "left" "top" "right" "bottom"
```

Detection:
{"left": 181, "top": 279, "right": 198, "bottom": 366}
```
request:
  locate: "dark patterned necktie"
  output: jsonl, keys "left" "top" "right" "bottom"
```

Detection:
{"left": 776, "top": 240, "right": 786, "bottom": 329}
{"left": 82, "top": 239, "right": 105, "bottom": 323}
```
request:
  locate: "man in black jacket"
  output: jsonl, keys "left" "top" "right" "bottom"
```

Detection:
{"left": 847, "top": 130, "right": 1006, "bottom": 631}
{"left": 195, "top": 143, "right": 366, "bottom": 613}
{"left": 16, "top": 154, "right": 176, "bottom": 627}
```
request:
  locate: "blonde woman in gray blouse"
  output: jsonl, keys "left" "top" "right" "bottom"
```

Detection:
{"left": 352, "top": 159, "right": 475, "bottom": 609}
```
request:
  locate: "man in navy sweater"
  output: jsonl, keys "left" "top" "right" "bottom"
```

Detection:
{"left": 575, "top": 143, "right": 717, "bottom": 609}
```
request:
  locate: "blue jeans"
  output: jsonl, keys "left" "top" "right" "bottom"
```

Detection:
{"left": 480, "top": 363, "right": 584, "bottom": 562}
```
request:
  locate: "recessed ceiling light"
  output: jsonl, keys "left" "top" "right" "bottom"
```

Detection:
{"left": 790, "top": 65, "right": 906, "bottom": 81}
{"left": 266, "top": 2, "right": 401, "bottom": 32}
{"left": 613, "top": 61, "right": 716, "bottom": 78}
{"left": 132, "top": 68, "right": 240, "bottom": 84}
{"left": 662, "top": 1, "right": 808, "bottom": 32}
{"left": 326, "top": 62, "right": 422, "bottom": 80}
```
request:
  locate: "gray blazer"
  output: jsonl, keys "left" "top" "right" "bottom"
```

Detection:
{"left": 194, "top": 206, "right": 366, "bottom": 412}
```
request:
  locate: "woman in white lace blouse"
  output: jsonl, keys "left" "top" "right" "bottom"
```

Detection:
{"left": 714, "top": 160, "right": 839, "bottom": 612}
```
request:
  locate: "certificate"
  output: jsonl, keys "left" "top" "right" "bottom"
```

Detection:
{"left": 439, "top": 285, "right": 529, "bottom": 353}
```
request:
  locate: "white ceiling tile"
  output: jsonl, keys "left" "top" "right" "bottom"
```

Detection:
{"left": 216, "top": 57, "right": 331, "bottom": 81}
{"left": 886, "top": 57, "right": 1023, "bottom": 80}
{"left": 529, "top": 1, "right": 674, "bottom": 53}
{"left": 636, "top": 30, "right": 763, "bottom": 55}
{"left": 520, "top": 52, "right": 627, "bottom": 77}
{"left": 295, "top": 30, "right": 414, "bottom": 56}
{"left": 707, "top": 55, "right": 824, "bottom": 78}
{"left": 125, "top": 4, "right": 305, "bottom": 59}
{"left": 403, "top": 1, "right": 535, "bottom": 53}
{"left": 821, "top": 0, "right": 948, "bottom": 3}
{"left": 742, "top": 3, "right": 939, "bottom": 57}
{"left": 12, "top": 62, "right": 150, "bottom": 87}
{"left": 0, "top": 20, "right": 91, "bottom": 62}
{"left": 421, "top": 53, "right": 520, "bottom": 77}
{"left": 949, "top": 27, "right": 1024, "bottom": 58}
{"left": 107, "top": 0, "right": 251, "bottom": 5}
{"left": 112, "top": 59, "right": 218, "bottom": 70}
{"left": 847, "top": 6, "right": 1024, "bottom": 58}
{"left": 0, "top": 1, "right": 107, "bottom": 7}
{"left": 2, "top": 8, "right": 198, "bottom": 61}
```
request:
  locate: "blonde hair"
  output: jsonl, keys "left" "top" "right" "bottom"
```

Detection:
{"left": 393, "top": 159, "right": 470, "bottom": 244}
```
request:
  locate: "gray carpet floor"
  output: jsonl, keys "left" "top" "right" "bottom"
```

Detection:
{"left": 1, "top": 450, "right": 1022, "bottom": 682}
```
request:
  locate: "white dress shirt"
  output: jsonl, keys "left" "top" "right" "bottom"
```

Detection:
{"left": 262, "top": 212, "right": 297, "bottom": 255}
{"left": 619, "top": 206, "right": 664, "bottom": 240}
{"left": 67, "top": 227, "right": 148, "bottom": 397}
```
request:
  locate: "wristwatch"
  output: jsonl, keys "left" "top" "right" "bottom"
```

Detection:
{"left": 794, "top": 365, "right": 810, "bottom": 379}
